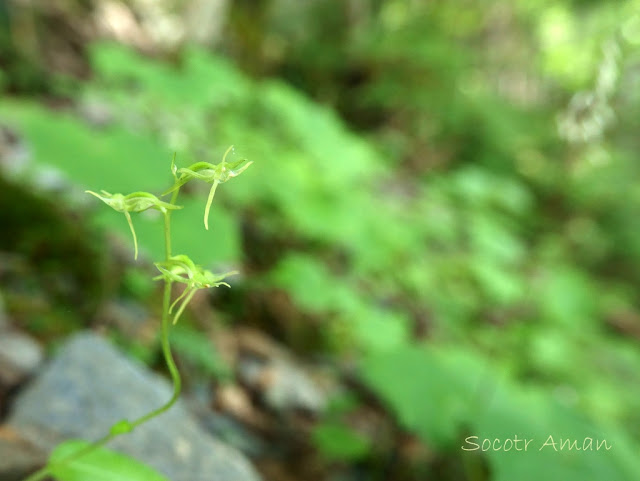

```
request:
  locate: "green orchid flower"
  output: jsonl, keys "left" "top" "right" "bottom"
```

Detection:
{"left": 86, "top": 190, "right": 183, "bottom": 260}
{"left": 153, "top": 254, "right": 237, "bottom": 324}
{"left": 28, "top": 152, "right": 255, "bottom": 481}
{"left": 163, "top": 146, "right": 253, "bottom": 230}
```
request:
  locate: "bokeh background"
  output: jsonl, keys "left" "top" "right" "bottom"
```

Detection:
{"left": 2, "top": 0, "right": 640, "bottom": 480}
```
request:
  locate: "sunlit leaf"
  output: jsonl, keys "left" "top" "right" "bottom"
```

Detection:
{"left": 49, "top": 440, "right": 170, "bottom": 481}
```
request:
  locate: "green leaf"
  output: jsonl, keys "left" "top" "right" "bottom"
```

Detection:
{"left": 312, "top": 423, "right": 371, "bottom": 461}
{"left": 360, "top": 345, "right": 640, "bottom": 481}
{"left": 170, "top": 324, "right": 232, "bottom": 379}
{"left": 49, "top": 440, "right": 171, "bottom": 481}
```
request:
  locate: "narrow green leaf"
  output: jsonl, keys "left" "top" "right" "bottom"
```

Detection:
{"left": 49, "top": 440, "right": 171, "bottom": 481}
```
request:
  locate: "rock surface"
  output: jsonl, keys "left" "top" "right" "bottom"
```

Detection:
{"left": 8, "top": 331, "right": 261, "bottom": 481}
{"left": 234, "top": 327, "right": 328, "bottom": 415}
{"left": 238, "top": 357, "right": 327, "bottom": 414}
{"left": 0, "top": 425, "right": 47, "bottom": 481}
{"left": 0, "top": 329, "right": 44, "bottom": 388}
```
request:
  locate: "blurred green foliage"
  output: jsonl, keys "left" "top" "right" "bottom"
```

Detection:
{"left": 0, "top": 172, "right": 106, "bottom": 336}
{"left": 312, "top": 423, "right": 371, "bottom": 462}
{"left": 362, "top": 344, "right": 640, "bottom": 480}
{"left": 170, "top": 324, "right": 232, "bottom": 381}
{"left": 2, "top": 0, "right": 640, "bottom": 479}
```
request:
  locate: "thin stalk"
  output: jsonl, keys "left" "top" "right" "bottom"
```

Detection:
{"left": 23, "top": 187, "right": 183, "bottom": 481}
{"left": 164, "top": 189, "right": 180, "bottom": 259}
{"left": 130, "top": 273, "right": 181, "bottom": 427}
{"left": 131, "top": 186, "right": 182, "bottom": 426}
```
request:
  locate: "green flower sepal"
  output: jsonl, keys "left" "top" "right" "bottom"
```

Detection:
{"left": 86, "top": 190, "right": 182, "bottom": 260}
{"left": 153, "top": 254, "right": 237, "bottom": 324}
{"left": 163, "top": 146, "right": 253, "bottom": 230}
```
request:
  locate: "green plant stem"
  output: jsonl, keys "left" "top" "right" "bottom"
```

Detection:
{"left": 164, "top": 189, "right": 180, "bottom": 259}
{"left": 23, "top": 188, "right": 183, "bottom": 481}
{"left": 131, "top": 187, "right": 182, "bottom": 426}
{"left": 130, "top": 262, "right": 181, "bottom": 427}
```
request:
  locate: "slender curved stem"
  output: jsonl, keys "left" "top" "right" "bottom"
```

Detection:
{"left": 164, "top": 188, "right": 180, "bottom": 259}
{"left": 130, "top": 266, "right": 181, "bottom": 427}
{"left": 128, "top": 187, "right": 183, "bottom": 427}
{"left": 23, "top": 187, "right": 183, "bottom": 481}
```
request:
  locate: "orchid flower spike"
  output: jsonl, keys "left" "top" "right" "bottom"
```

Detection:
{"left": 86, "top": 190, "right": 182, "bottom": 260}
{"left": 163, "top": 146, "right": 253, "bottom": 230}
{"left": 153, "top": 254, "right": 237, "bottom": 324}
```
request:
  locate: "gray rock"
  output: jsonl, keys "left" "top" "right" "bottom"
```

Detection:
{"left": 77, "top": 97, "right": 114, "bottom": 128}
{"left": 238, "top": 356, "right": 326, "bottom": 414}
{"left": 8, "top": 331, "right": 261, "bottom": 481}
{"left": 0, "top": 124, "right": 31, "bottom": 176}
{"left": 264, "top": 359, "right": 327, "bottom": 413}
{"left": 194, "top": 410, "right": 267, "bottom": 459}
{"left": 0, "top": 329, "right": 44, "bottom": 387}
